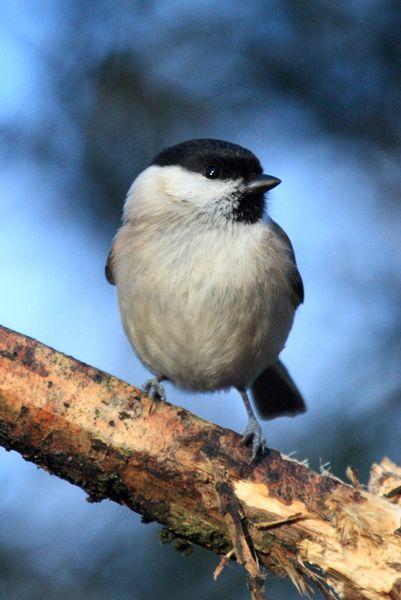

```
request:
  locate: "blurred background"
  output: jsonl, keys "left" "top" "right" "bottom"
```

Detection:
{"left": 0, "top": 1, "right": 400, "bottom": 598}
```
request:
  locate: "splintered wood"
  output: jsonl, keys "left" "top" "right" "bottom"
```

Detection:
{"left": 369, "top": 458, "right": 401, "bottom": 506}
{"left": 213, "top": 465, "right": 266, "bottom": 599}
{"left": 0, "top": 324, "right": 401, "bottom": 600}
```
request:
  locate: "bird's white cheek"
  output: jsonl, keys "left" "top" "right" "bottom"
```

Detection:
{"left": 183, "top": 180, "right": 239, "bottom": 206}
{"left": 158, "top": 166, "right": 241, "bottom": 205}
{"left": 123, "top": 164, "right": 242, "bottom": 222}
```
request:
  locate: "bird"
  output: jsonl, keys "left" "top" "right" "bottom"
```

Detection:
{"left": 106, "top": 138, "right": 305, "bottom": 462}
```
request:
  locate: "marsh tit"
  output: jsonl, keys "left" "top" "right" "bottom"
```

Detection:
{"left": 106, "top": 139, "right": 305, "bottom": 461}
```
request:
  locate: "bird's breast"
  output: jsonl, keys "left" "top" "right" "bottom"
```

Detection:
{"left": 115, "top": 222, "right": 295, "bottom": 390}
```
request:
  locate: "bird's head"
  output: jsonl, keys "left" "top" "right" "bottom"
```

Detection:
{"left": 124, "top": 139, "right": 281, "bottom": 226}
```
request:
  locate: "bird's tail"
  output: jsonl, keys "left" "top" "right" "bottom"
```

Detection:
{"left": 251, "top": 360, "right": 306, "bottom": 420}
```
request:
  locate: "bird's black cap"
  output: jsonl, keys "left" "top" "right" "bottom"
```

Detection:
{"left": 151, "top": 138, "right": 263, "bottom": 182}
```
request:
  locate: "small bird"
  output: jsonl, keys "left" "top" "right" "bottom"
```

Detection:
{"left": 106, "top": 139, "right": 305, "bottom": 461}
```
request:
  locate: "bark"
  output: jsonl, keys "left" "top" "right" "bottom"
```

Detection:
{"left": 0, "top": 324, "right": 401, "bottom": 599}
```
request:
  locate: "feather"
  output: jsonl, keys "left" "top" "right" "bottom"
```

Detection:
{"left": 251, "top": 360, "right": 306, "bottom": 420}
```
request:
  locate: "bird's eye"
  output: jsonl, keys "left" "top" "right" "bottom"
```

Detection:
{"left": 204, "top": 166, "right": 221, "bottom": 179}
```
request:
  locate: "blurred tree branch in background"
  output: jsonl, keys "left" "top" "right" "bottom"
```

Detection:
{"left": 1, "top": 324, "right": 401, "bottom": 600}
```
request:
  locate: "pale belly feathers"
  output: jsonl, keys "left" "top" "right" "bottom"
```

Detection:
{"left": 115, "top": 221, "right": 295, "bottom": 391}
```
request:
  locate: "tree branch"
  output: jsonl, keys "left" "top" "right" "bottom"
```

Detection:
{"left": 0, "top": 324, "right": 401, "bottom": 599}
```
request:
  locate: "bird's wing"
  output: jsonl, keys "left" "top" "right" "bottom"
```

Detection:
{"left": 251, "top": 360, "right": 306, "bottom": 420}
{"left": 105, "top": 243, "right": 116, "bottom": 285}
{"left": 269, "top": 218, "right": 304, "bottom": 307}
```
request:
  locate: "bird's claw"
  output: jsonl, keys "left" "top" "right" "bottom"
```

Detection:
{"left": 142, "top": 378, "right": 166, "bottom": 401}
{"left": 242, "top": 417, "right": 268, "bottom": 462}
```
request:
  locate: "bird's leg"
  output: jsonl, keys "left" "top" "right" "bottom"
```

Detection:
{"left": 237, "top": 387, "right": 267, "bottom": 461}
{"left": 142, "top": 374, "right": 167, "bottom": 401}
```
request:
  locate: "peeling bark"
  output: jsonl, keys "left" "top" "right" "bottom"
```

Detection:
{"left": 0, "top": 324, "right": 401, "bottom": 599}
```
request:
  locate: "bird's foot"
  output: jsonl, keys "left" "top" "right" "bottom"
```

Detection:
{"left": 142, "top": 377, "right": 166, "bottom": 401}
{"left": 242, "top": 417, "right": 268, "bottom": 462}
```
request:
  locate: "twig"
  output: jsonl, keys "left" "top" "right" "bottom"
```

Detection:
{"left": 213, "top": 465, "right": 266, "bottom": 599}
{"left": 213, "top": 548, "right": 235, "bottom": 580}
{"left": 253, "top": 513, "right": 310, "bottom": 530}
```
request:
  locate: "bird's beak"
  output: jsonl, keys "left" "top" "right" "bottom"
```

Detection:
{"left": 246, "top": 174, "right": 281, "bottom": 192}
